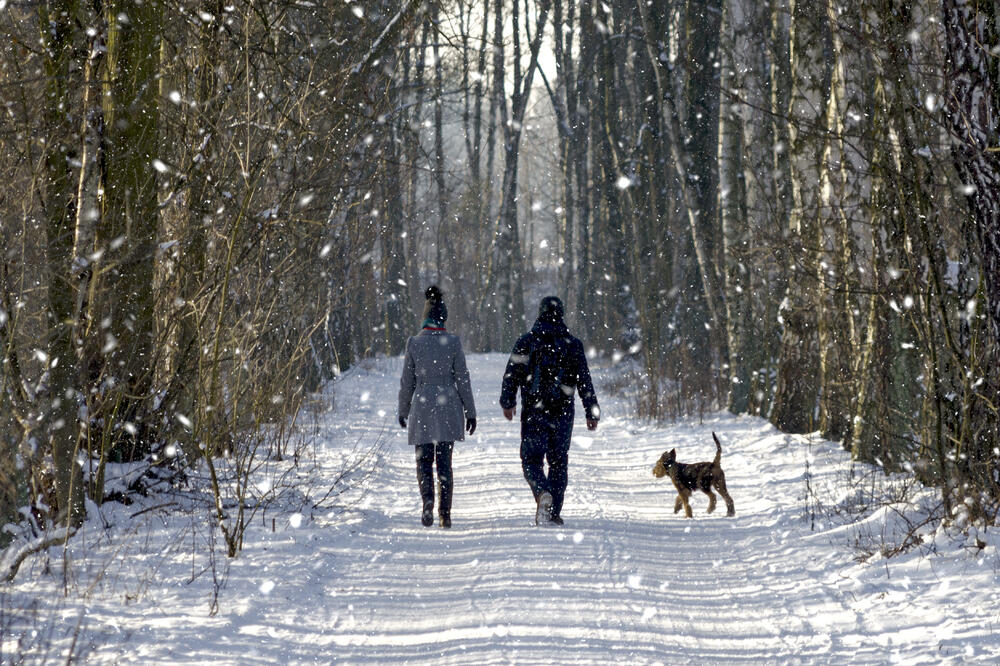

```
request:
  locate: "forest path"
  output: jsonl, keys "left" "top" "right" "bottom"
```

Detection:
{"left": 276, "top": 353, "right": 875, "bottom": 664}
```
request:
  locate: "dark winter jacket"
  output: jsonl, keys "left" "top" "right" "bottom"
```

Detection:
{"left": 499, "top": 318, "right": 600, "bottom": 421}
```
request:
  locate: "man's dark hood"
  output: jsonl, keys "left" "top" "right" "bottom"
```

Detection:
{"left": 531, "top": 318, "right": 569, "bottom": 337}
{"left": 532, "top": 296, "right": 569, "bottom": 338}
{"left": 537, "top": 296, "right": 564, "bottom": 323}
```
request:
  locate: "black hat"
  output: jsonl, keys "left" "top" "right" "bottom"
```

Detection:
{"left": 538, "top": 296, "right": 564, "bottom": 322}
{"left": 422, "top": 285, "right": 448, "bottom": 326}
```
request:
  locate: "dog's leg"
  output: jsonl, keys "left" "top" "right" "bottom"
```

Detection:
{"left": 680, "top": 489, "right": 693, "bottom": 518}
{"left": 673, "top": 495, "right": 683, "bottom": 514}
{"left": 714, "top": 474, "right": 735, "bottom": 516}
{"left": 705, "top": 490, "right": 717, "bottom": 514}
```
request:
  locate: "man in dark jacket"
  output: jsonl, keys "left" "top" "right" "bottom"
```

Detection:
{"left": 500, "top": 296, "right": 599, "bottom": 526}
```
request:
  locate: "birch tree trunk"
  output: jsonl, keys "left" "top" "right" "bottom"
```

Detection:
{"left": 770, "top": 0, "right": 830, "bottom": 432}
{"left": 846, "top": 4, "right": 896, "bottom": 465}
{"left": 940, "top": 0, "right": 1000, "bottom": 370}
{"left": 814, "top": 0, "right": 872, "bottom": 443}
{"left": 939, "top": 0, "right": 1000, "bottom": 509}
{"left": 717, "top": 0, "right": 749, "bottom": 413}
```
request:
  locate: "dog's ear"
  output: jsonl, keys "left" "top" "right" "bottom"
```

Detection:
{"left": 667, "top": 449, "right": 676, "bottom": 460}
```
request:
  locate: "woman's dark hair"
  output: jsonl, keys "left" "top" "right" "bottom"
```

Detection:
{"left": 425, "top": 285, "right": 443, "bottom": 303}
{"left": 423, "top": 285, "right": 448, "bottom": 325}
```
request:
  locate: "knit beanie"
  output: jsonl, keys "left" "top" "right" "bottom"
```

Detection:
{"left": 422, "top": 285, "right": 448, "bottom": 327}
{"left": 538, "top": 296, "right": 564, "bottom": 323}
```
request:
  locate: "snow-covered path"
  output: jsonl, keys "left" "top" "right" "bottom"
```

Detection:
{"left": 6, "top": 353, "right": 999, "bottom": 664}
{"left": 309, "top": 356, "right": 848, "bottom": 663}
{"left": 240, "top": 353, "right": 990, "bottom": 664}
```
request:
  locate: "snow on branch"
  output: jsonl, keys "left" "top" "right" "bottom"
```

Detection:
{"left": 2, "top": 526, "right": 76, "bottom": 582}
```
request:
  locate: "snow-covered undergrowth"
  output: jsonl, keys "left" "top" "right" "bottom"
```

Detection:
{"left": 2, "top": 353, "right": 998, "bottom": 664}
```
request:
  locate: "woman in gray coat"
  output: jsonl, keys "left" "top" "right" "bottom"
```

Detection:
{"left": 398, "top": 286, "right": 477, "bottom": 528}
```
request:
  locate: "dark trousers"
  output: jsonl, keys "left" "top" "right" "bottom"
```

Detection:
{"left": 520, "top": 411, "right": 573, "bottom": 518}
{"left": 416, "top": 441, "right": 453, "bottom": 518}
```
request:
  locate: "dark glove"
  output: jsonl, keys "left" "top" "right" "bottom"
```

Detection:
{"left": 398, "top": 415, "right": 407, "bottom": 429}
{"left": 466, "top": 417, "right": 477, "bottom": 435}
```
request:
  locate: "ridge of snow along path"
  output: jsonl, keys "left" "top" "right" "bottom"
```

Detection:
{"left": 5, "top": 353, "right": 999, "bottom": 664}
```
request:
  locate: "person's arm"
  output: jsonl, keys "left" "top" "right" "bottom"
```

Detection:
{"left": 398, "top": 339, "right": 416, "bottom": 427}
{"left": 499, "top": 334, "right": 531, "bottom": 413}
{"left": 452, "top": 336, "right": 476, "bottom": 422}
{"left": 574, "top": 340, "right": 600, "bottom": 429}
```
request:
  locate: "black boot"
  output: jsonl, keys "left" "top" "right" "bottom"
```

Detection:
{"left": 536, "top": 490, "right": 554, "bottom": 525}
{"left": 422, "top": 500, "right": 434, "bottom": 527}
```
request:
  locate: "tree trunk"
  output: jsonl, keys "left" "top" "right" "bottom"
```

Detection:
{"left": 553, "top": 0, "right": 578, "bottom": 305}
{"left": 770, "top": 0, "right": 830, "bottom": 432}
{"left": 39, "top": 0, "right": 86, "bottom": 526}
{"left": 432, "top": 8, "right": 448, "bottom": 283}
{"left": 636, "top": 0, "right": 724, "bottom": 346}
{"left": 404, "top": 24, "right": 429, "bottom": 326}
{"left": 594, "top": 8, "right": 637, "bottom": 353}
{"left": 574, "top": 0, "right": 596, "bottom": 339}
{"left": 384, "top": 105, "right": 409, "bottom": 355}
{"left": 941, "top": 0, "right": 1000, "bottom": 371}
{"left": 717, "top": 0, "right": 749, "bottom": 413}
{"left": 814, "top": 0, "right": 871, "bottom": 443}
{"left": 98, "top": 0, "right": 163, "bottom": 461}
{"left": 724, "top": 0, "right": 780, "bottom": 415}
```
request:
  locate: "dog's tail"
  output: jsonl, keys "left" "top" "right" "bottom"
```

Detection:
{"left": 711, "top": 432, "right": 723, "bottom": 466}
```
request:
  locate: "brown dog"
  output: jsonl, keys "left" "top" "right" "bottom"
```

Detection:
{"left": 653, "top": 432, "right": 735, "bottom": 518}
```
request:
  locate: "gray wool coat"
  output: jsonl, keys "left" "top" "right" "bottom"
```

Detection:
{"left": 398, "top": 329, "right": 477, "bottom": 446}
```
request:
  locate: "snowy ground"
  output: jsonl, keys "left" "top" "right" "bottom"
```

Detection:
{"left": 3, "top": 352, "right": 1000, "bottom": 664}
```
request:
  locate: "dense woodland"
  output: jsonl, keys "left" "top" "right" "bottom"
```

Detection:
{"left": 1, "top": 0, "right": 999, "bottom": 562}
